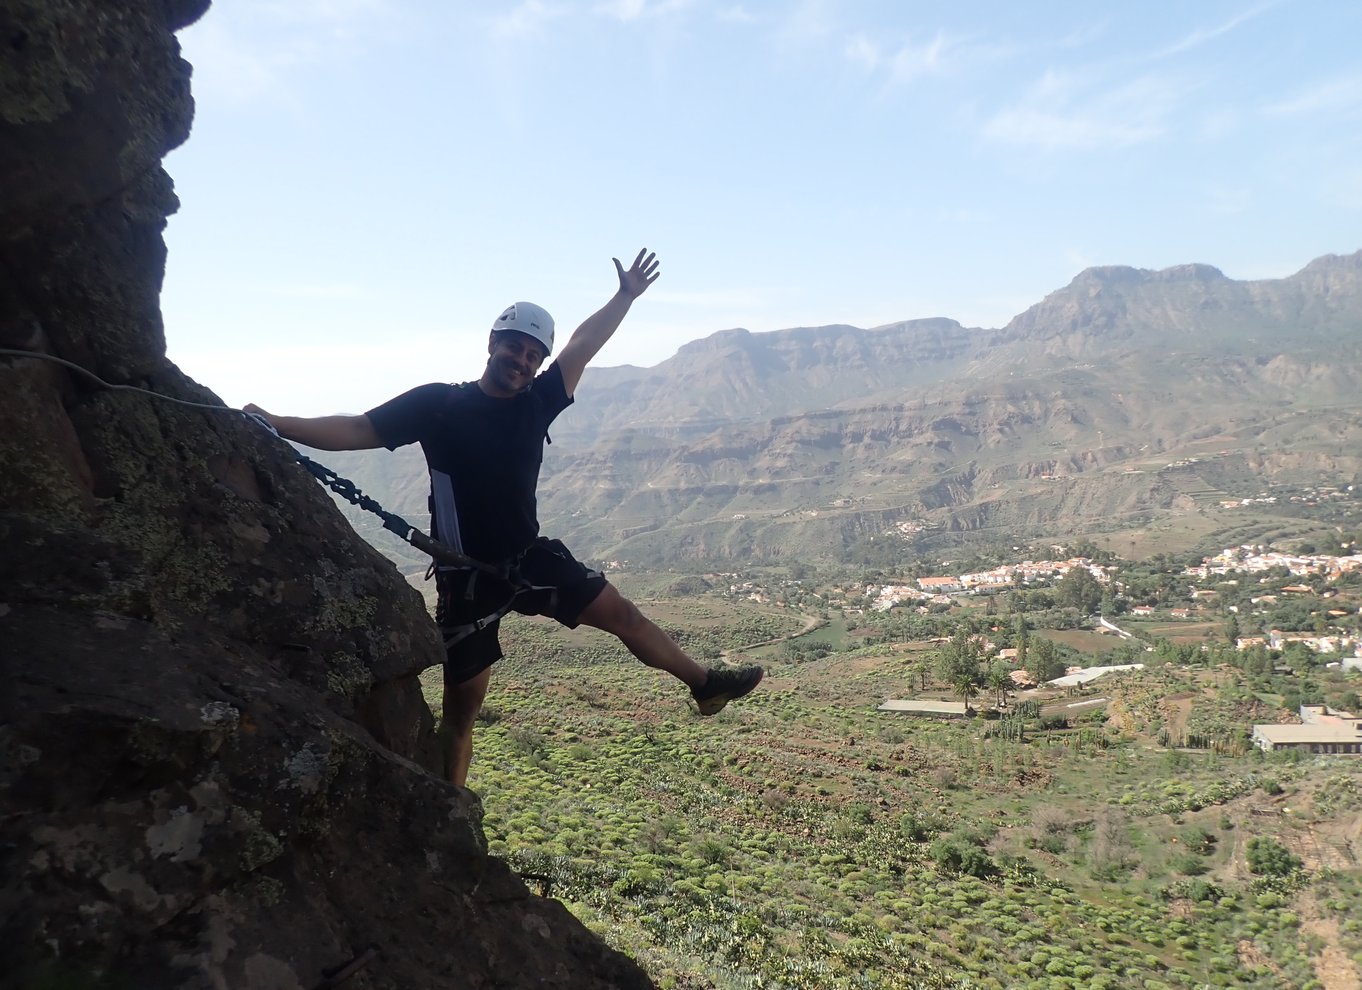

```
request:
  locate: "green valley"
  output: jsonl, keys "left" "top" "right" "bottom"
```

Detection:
{"left": 430, "top": 553, "right": 1362, "bottom": 990}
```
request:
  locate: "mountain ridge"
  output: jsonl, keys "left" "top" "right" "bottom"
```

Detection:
{"left": 319, "top": 250, "right": 1362, "bottom": 570}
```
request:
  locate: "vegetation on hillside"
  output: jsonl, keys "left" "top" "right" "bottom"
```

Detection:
{"left": 433, "top": 558, "right": 1362, "bottom": 990}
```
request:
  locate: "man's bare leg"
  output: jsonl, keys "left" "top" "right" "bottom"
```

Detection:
{"left": 577, "top": 583, "right": 708, "bottom": 688}
{"left": 442, "top": 665, "right": 493, "bottom": 787}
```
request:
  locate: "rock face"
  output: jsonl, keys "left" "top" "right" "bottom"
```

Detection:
{"left": 0, "top": 3, "right": 652, "bottom": 988}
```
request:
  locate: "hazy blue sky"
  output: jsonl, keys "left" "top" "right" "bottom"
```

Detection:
{"left": 162, "top": 0, "right": 1362, "bottom": 415}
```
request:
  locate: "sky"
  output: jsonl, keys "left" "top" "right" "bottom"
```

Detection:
{"left": 161, "top": 0, "right": 1362, "bottom": 416}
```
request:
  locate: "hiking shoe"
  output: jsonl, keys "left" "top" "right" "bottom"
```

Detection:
{"left": 692, "top": 665, "right": 764, "bottom": 716}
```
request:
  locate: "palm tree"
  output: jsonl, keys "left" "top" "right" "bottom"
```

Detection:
{"left": 935, "top": 629, "right": 983, "bottom": 713}
{"left": 910, "top": 656, "right": 931, "bottom": 691}
{"left": 987, "top": 661, "right": 1012, "bottom": 710}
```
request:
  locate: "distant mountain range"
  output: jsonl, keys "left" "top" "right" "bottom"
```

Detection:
{"left": 320, "top": 251, "right": 1362, "bottom": 570}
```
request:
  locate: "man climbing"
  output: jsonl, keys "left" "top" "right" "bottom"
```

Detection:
{"left": 246, "top": 249, "right": 763, "bottom": 787}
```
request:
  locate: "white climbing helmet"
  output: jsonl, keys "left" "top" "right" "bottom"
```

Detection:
{"left": 491, "top": 301, "right": 555, "bottom": 356}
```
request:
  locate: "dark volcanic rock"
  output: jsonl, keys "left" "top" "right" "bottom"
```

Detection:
{"left": 0, "top": 2, "right": 653, "bottom": 988}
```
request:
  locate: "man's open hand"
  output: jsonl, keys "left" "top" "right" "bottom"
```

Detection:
{"left": 614, "top": 249, "right": 660, "bottom": 299}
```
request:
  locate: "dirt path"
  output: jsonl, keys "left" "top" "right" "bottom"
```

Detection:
{"left": 1162, "top": 692, "right": 1194, "bottom": 743}
{"left": 1299, "top": 895, "right": 1359, "bottom": 990}
{"left": 720, "top": 612, "right": 824, "bottom": 658}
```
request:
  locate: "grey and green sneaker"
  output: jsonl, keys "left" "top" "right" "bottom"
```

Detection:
{"left": 692, "top": 665, "right": 764, "bottom": 716}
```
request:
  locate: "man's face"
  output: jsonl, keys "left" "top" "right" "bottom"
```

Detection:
{"left": 484, "top": 330, "right": 546, "bottom": 395}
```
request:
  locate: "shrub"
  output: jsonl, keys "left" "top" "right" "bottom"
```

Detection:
{"left": 759, "top": 788, "right": 789, "bottom": 812}
{"left": 1088, "top": 810, "right": 1136, "bottom": 879}
{"left": 507, "top": 725, "right": 546, "bottom": 755}
{"left": 1172, "top": 853, "right": 1208, "bottom": 877}
{"left": 1195, "top": 881, "right": 1226, "bottom": 904}
{"left": 1032, "top": 805, "right": 1079, "bottom": 835}
{"left": 931, "top": 837, "right": 995, "bottom": 879}
{"left": 846, "top": 802, "right": 874, "bottom": 825}
{"left": 476, "top": 704, "right": 503, "bottom": 725}
{"left": 900, "top": 809, "right": 946, "bottom": 841}
{"left": 932, "top": 765, "right": 959, "bottom": 789}
{"left": 1181, "top": 826, "right": 1216, "bottom": 855}
{"left": 690, "top": 836, "right": 731, "bottom": 866}
{"left": 1035, "top": 833, "right": 1067, "bottom": 855}
{"left": 1246, "top": 836, "right": 1302, "bottom": 877}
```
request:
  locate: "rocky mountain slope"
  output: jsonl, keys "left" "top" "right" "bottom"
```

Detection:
{"left": 325, "top": 251, "right": 1361, "bottom": 571}
{"left": 0, "top": 3, "right": 652, "bottom": 987}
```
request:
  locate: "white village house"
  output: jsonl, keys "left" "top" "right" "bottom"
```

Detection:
{"left": 1252, "top": 704, "right": 1362, "bottom": 754}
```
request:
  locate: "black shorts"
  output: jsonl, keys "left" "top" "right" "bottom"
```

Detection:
{"left": 436, "top": 538, "right": 607, "bottom": 686}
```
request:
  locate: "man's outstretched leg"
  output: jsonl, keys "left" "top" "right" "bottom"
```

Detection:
{"left": 577, "top": 583, "right": 763, "bottom": 715}
{"left": 442, "top": 665, "right": 492, "bottom": 787}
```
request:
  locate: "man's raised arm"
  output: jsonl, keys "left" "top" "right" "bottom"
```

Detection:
{"left": 553, "top": 249, "right": 660, "bottom": 397}
{"left": 243, "top": 404, "right": 384, "bottom": 451}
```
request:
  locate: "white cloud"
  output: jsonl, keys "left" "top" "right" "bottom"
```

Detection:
{"left": 595, "top": 0, "right": 646, "bottom": 21}
{"left": 844, "top": 33, "right": 879, "bottom": 71}
{"left": 716, "top": 5, "right": 755, "bottom": 24}
{"left": 973, "top": 4, "right": 1276, "bottom": 152}
{"left": 1152, "top": 1, "right": 1276, "bottom": 59}
{"left": 488, "top": 1, "right": 569, "bottom": 38}
{"left": 775, "top": 0, "right": 837, "bottom": 48}
{"left": 982, "top": 70, "right": 1178, "bottom": 151}
{"left": 1054, "top": 22, "right": 1108, "bottom": 51}
{"left": 1264, "top": 73, "right": 1362, "bottom": 117}
{"left": 593, "top": 0, "right": 698, "bottom": 22}
{"left": 887, "top": 32, "right": 950, "bottom": 86}
{"left": 843, "top": 30, "right": 961, "bottom": 87}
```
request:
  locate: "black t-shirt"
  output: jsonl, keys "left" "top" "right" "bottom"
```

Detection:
{"left": 365, "top": 363, "right": 573, "bottom": 564}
